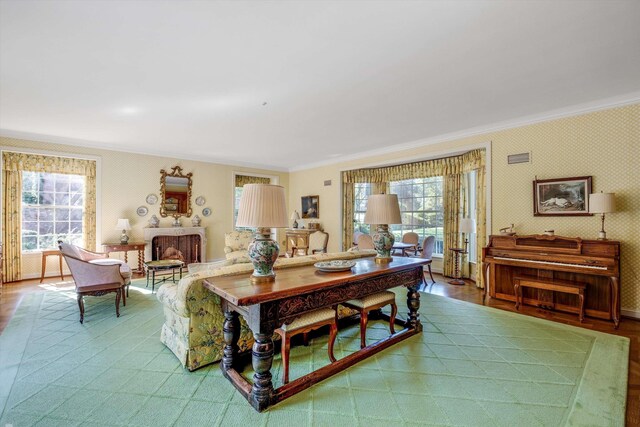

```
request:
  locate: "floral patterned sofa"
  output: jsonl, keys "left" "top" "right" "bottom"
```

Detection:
{"left": 156, "top": 249, "right": 377, "bottom": 371}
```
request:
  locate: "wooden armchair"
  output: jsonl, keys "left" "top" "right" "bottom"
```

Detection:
{"left": 309, "top": 230, "right": 329, "bottom": 254}
{"left": 58, "top": 241, "right": 132, "bottom": 323}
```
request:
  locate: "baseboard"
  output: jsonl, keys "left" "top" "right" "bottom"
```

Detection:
{"left": 621, "top": 308, "right": 640, "bottom": 320}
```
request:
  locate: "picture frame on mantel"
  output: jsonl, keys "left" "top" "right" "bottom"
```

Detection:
{"left": 533, "top": 176, "right": 592, "bottom": 216}
{"left": 301, "top": 195, "right": 319, "bottom": 219}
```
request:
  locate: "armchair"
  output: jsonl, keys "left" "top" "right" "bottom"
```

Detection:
{"left": 223, "top": 230, "right": 254, "bottom": 263}
{"left": 58, "top": 241, "right": 132, "bottom": 323}
{"left": 309, "top": 230, "right": 329, "bottom": 254}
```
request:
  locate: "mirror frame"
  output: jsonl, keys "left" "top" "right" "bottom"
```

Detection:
{"left": 159, "top": 166, "right": 193, "bottom": 219}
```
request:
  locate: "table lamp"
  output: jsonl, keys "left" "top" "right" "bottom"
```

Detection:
{"left": 459, "top": 217, "right": 476, "bottom": 254}
{"left": 364, "top": 194, "right": 402, "bottom": 264}
{"left": 290, "top": 210, "right": 300, "bottom": 229}
{"left": 589, "top": 192, "right": 616, "bottom": 240}
{"left": 236, "top": 184, "right": 289, "bottom": 283}
{"left": 115, "top": 218, "right": 131, "bottom": 244}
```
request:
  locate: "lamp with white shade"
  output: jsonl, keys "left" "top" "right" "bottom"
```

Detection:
{"left": 364, "top": 194, "right": 402, "bottom": 264}
{"left": 589, "top": 192, "right": 616, "bottom": 240}
{"left": 459, "top": 217, "right": 476, "bottom": 254}
{"left": 236, "top": 184, "right": 289, "bottom": 283}
{"left": 290, "top": 210, "right": 300, "bottom": 229}
{"left": 115, "top": 218, "right": 131, "bottom": 244}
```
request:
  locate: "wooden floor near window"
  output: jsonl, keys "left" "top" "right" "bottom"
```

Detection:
{"left": 2, "top": 274, "right": 638, "bottom": 425}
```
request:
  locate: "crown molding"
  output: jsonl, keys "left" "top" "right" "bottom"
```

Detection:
{"left": 0, "top": 129, "right": 289, "bottom": 173}
{"left": 289, "top": 91, "right": 640, "bottom": 172}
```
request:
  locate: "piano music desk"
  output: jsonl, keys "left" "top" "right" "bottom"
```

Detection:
{"left": 514, "top": 275, "right": 586, "bottom": 322}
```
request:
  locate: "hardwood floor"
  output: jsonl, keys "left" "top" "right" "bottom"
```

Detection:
{"left": 2, "top": 273, "right": 638, "bottom": 425}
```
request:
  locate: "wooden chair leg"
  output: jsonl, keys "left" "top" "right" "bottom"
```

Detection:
{"left": 77, "top": 294, "right": 84, "bottom": 324}
{"left": 115, "top": 289, "right": 121, "bottom": 318}
{"left": 121, "top": 284, "right": 127, "bottom": 306}
{"left": 328, "top": 323, "right": 337, "bottom": 363}
{"left": 359, "top": 310, "right": 368, "bottom": 349}
{"left": 389, "top": 303, "right": 397, "bottom": 334}
{"left": 282, "top": 334, "right": 291, "bottom": 384}
{"left": 302, "top": 331, "right": 310, "bottom": 346}
{"left": 427, "top": 265, "right": 435, "bottom": 284}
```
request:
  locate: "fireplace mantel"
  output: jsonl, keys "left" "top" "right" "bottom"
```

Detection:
{"left": 143, "top": 227, "right": 207, "bottom": 262}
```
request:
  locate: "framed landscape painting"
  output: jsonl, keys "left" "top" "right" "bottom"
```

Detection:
{"left": 533, "top": 176, "right": 592, "bottom": 216}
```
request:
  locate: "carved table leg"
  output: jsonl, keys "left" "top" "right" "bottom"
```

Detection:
{"left": 222, "top": 309, "right": 240, "bottom": 372}
{"left": 406, "top": 285, "right": 422, "bottom": 332}
{"left": 249, "top": 330, "right": 275, "bottom": 412}
{"left": 482, "top": 262, "right": 490, "bottom": 304}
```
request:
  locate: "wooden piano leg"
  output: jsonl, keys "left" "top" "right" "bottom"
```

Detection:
{"left": 482, "top": 262, "right": 490, "bottom": 305}
{"left": 610, "top": 277, "right": 620, "bottom": 329}
{"left": 514, "top": 280, "right": 521, "bottom": 310}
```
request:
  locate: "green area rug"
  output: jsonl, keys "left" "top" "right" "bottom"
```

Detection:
{"left": 0, "top": 279, "right": 628, "bottom": 426}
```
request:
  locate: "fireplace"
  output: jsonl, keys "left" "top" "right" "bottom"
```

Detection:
{"left": 143, "top": 227, "right": 206, "bottom": 265}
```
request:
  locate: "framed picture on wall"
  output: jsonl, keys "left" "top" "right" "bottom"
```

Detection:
{"left": 533, "top": 176, "right": 592, "bottom": 216}
{"left": 301, "top": 195, "right": 319, "bottom": 219}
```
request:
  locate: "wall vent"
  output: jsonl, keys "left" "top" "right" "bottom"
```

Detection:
{"left": 507, "top": 152, "right": 531, "bottom": 165}
{"left": 324, "top": 180, "right": 332, "bottom": 186}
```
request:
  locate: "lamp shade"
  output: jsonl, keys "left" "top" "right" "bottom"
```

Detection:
{"left": 236, "top": 184, "right": 288, "bottom": 228}
{"left": 459, "top": 218, "right": 476, "bottom": 233}
{"left": 290, "top": 210, "right": 300, "bottom": 220}
{"left": 115, "top": 218, "right": 131, "bottom": 230}
{"left": 589, "top": 192, "right": 616, "bottom": 214}
{"left": 364, "top": 194, "right": 402, "bottom": 225}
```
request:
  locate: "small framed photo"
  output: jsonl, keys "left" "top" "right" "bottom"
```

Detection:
{"left": 533, "top": 176, "right": 592, "bottom": 216}
{"left": 301, "top": 195, "right": 319, "bottom": 219}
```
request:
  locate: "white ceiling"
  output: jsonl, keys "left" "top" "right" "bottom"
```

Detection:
{"left": 1, "top": 1, "right": 639, "bottom": 171}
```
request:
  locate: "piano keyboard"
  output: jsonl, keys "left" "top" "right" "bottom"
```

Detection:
{"left": 493, "top": 256, "right": 608, "bottom": 270}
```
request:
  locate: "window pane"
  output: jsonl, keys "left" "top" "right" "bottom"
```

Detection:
{"left": 55, "top": 193, "right": 70, "bottom": 206}
{"left": 70, "top": 193, "right": 83, "bottom": 206}
{"left": 70, "top": 222, "right": 83, "bottom": 234}
{"left": 55, "top": 222, "right": 69, "bottom": 234}
{"left": 41, "top": 176, "right": 54, "bottom": 191}
{"left": 23, "top": 208, "right": 38, "bottom": 221}
{"left": 39, "top": 208, "right": 54, "bottom": 221}
{"left": 39, "top": 222, "right": 54, "bottom": 234}
{"left": 39, "top": 235, "right": 56, "bottom": 250}
{"left": 70, "top": 208, "right": 83, "bottom": 221}
{"left": 23, "top": 236, "right": 37, "bottom": 251}
{"left": 39, "top": 192, "right": 54, "bottom": 205}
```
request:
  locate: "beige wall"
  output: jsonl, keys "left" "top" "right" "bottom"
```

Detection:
{"left": 1, "top": 136, "right": 288, "bottom": 278}
{"left": 289, "top": 104, "right": 640, "bottom": 316}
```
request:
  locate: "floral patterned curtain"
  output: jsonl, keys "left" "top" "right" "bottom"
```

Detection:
{"left": 475, "top": 163, "right": 486, "bottom": 288}
{"left": 341, "top": 180, "right": 354, "bottom": 251}
{"left": 235, "top": 175, "right": 270, "bottom": 187}
{"left": 2, "top": 151, "right": 97, "bottom": 282}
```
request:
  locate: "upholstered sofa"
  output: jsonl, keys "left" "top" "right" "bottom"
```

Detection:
{"left": 157, "top": 249, "right": 376, "bottom": 371}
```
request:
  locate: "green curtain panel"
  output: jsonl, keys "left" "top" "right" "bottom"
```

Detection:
{"left": 234, "top": 174, "right": 270, "bottom": 187}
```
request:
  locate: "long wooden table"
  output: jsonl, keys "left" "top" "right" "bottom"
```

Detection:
{"left": 203, "top": 256, "right": 427, "bottom": 412}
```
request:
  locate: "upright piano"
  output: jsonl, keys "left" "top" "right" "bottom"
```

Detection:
{"left": 482, "top": 234, "right": 620, "bottom": 327}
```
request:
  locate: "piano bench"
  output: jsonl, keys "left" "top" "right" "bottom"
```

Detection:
{"left": 513, "top": 276, "right": 586, "bottom": 322}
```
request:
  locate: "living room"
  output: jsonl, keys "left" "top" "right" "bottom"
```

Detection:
{"left": 1, "top": 1, "right": 639, "bottom": 426}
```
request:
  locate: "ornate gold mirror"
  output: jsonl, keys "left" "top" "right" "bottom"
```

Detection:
{"left": 160, "top": 166, "right": 193, "bottom": 218}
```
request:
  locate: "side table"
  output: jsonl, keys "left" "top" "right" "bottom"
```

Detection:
{"left": 40, "top": 250, "right": 64, "bottom": 283}
{"left": 448, "top": 247, "right": 466, "bottom": 285}
{"left": 102, "top": 242, "right": 146, "bottom": 273}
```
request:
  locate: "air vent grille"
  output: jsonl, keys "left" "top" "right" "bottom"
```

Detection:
{"left": 507, "top": 152, "right": 531, "bottom": 165}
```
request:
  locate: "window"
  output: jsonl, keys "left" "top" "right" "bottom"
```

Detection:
{"left": 233, "top": 186, "right": 243, "bottom": 229}
{"left": 353, "top": 183, "right": 372, "bottom": 235}
{"left": 390, "top": 177, "right": 444, "bottom": 255}
{"left": 354, "top": 177, "right": 445, "bottom": 255}
{"left": 22, "top": 172, "right": 84, "bottom": 251}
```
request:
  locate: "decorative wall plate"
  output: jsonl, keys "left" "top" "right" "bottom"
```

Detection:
{"left": 146, "top": 194, "right": 158, "bottom": 205}
{"left": 195, "top": 196, "right": 206, "bottom": 206}
{"left": 137, "top": 206, "right": 149, "bottom": 216}
{"left": 202, "top": 207, "right": 212, "bottom": 217}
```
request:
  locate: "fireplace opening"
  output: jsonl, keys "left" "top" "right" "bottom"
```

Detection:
{"left": 152, "top": 234, "right": 201, "bottom": 264}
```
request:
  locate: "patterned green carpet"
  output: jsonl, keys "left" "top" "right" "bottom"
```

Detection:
{"left": 0, "top": 279, "right": 628, "bottom": 426}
